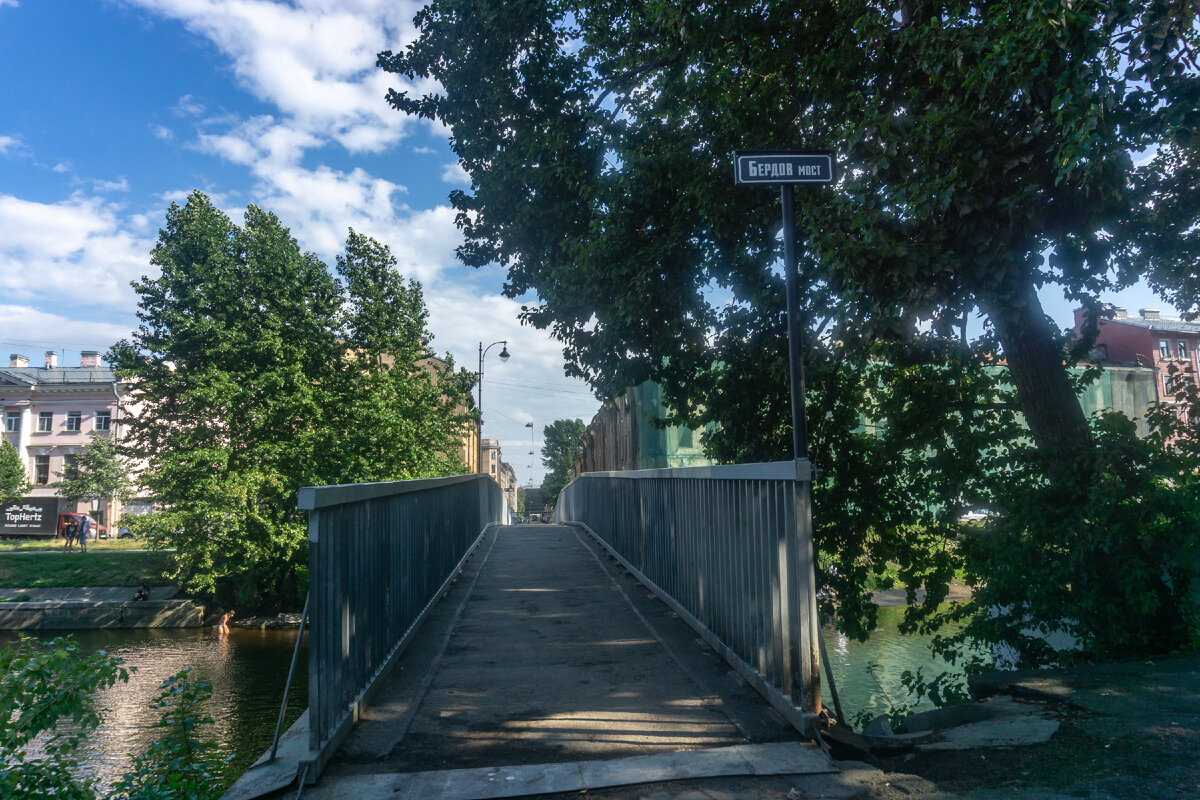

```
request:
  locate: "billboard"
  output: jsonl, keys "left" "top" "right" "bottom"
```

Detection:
{"left": 1, "top": 497, "right": 59, "bottom": 535}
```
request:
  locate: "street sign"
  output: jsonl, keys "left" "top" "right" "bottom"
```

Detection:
{"left": 733, "top": 151, "right": 835, "bottom": 185}
{"left": 1, "top": 497, "right": 58, "bottom": 535}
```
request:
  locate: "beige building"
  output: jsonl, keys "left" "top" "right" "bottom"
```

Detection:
{"left": 1, "top": 351, "right": 139, "bottom": 532}
{"left": 480, "top": 438, "right": 518, "bottom": 511}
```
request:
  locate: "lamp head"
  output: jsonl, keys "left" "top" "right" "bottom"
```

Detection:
{"left": 499, "top": 344, "right": 510, "bottom": 362}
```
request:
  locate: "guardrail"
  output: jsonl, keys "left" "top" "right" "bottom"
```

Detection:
{"left": 555, "top": 460, "right": 820, "bottom": 730}
{"left": 297, "top": 473, "right": 506, "bottom": 780}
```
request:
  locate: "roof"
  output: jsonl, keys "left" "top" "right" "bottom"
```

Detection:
{"left": 1103, "top": 316, "right": 1200, "bottom": 335}
{"left": 0, "top": 367, "right": 118, "bottom": 386}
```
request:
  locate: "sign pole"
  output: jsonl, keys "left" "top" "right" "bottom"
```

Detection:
{"left": 780, "top": 183, "right": 808, "bottom": 461}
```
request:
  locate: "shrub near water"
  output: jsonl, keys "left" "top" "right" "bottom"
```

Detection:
{"left": 0, "top": 636, "right": 231, "bottom": 800}
{"left": 935, "top": 401, "right": 1200, "bottom": 670}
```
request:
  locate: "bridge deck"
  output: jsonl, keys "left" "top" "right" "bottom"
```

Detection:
{"left": 319, "top": 523, "right": 804, "bottom": 782}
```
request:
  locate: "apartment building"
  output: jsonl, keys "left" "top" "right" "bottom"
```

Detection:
{"left": 1, "top": 351, "right": 136, "bottom": 531}
{"left": 1075, "top": 307, "right": 1200, "bottom": 409}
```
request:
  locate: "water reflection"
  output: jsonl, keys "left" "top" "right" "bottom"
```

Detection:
{"left": 0, "top": 627, "right": 306, "bottom": 789}
{"left": 822, "top": 603, "right": 982, "bottom": 723}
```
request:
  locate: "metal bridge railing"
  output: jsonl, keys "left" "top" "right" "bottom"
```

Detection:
{"left": 555, "top": 460, "right": 820, "bottom": 730}
{"left": 298, "top": 474, "right": 506, "bottom": 780}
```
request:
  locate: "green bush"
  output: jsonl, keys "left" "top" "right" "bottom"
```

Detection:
{"left": 110, "top": 671, "right": 232, "bottom": 800}
{"left": 0, "top": 636, "right": 128, "bottom": 799}
{"left": 935, "top": 401, "right": 1200, "bottom": 669}
{"left": 0, "top": 637, "right": 232, "bottom": 800}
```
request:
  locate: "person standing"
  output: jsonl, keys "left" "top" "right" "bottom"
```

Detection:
{"left": 62, "top": 519, "right": 77, "bottom": 552}
{"left": 77, "top": 516, "right": 91, "bottom": 553}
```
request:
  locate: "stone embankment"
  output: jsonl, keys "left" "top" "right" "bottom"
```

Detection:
{"left": 0, "top": 586, "right": 205, "bottom": 629}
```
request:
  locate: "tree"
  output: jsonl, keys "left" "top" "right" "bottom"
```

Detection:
{"left": 54, "top": 435, "right": 135, "bottom": 522}
{"left": 325, "top": 230, "right": 476, "bottom": 483}
{"left": 0, "top": 438, "right": 28, "bottom": 505}
{"left": 380, "top": 0, "right": 1199, "bottom": 473}
{"left": 110, "top": 192, "right": 473, "bottom": 610}
{"left": 541, "top": 418, "right": 586, "bottom": 507}
{"left": 380, "top": 2, "right": 1200, "bottom": 661}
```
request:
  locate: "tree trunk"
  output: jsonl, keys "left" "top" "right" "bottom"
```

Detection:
{"left": 984, "top": 279, "right": 1093, "bottom": 462}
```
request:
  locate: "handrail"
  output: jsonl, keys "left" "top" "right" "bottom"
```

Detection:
{"left": 299, "top": 473, "right": 504, "bottom": 782}
{"left": 556, "top": 460, "right": 821, "bottom": 729}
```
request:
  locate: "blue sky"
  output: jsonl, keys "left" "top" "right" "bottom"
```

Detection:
{"left": 0, "top": 0, "right": 601, "bottom": 485}
{"left": 0, "top": 1, "right": 1178, "bottom": 485}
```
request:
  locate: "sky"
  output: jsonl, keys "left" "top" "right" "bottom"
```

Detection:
{"left": 0, "top": 0, "right": 601, "bottom": 486}
{"left": 0, "top": 1, "right": 1179, "bottom": 487}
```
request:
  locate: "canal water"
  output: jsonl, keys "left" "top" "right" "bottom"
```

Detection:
{"left": 10, "top": 603, "right": 975, "bottom": 790}
{"left": 2, "top": 627, "right": 308, "bottom": 789}
{"left": 822, "top": 602, "right": 978, "bottom": 724}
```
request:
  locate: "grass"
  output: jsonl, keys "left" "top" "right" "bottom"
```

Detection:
{"left": 0, "top": 537, "right": 150, "bottom": 553}
{"left": 0, "top": 550, "right": 174, "bottom": 588}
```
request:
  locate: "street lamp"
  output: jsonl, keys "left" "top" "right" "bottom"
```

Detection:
{"left": 478, "top": 340, "right": 510, "bottom": 473}
{"left": 525, "top": 421, "right": 535, "bottom": 485}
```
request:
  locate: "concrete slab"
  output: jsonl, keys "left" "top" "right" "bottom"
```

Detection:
{"left": 221, "top": 711, "right": 310, "bottom": 800}
{"left": 301, "top": 741, "right": 835, "bottom": 800}
{"left": 915, "top": 716, "right": 1060, "bottom": 751}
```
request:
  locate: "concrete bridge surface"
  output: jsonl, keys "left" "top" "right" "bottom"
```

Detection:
{"left": 247, "top": 524, "right": 838, "bottom": 799}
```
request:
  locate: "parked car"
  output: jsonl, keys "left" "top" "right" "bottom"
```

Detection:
{"left": 117, "top": 527, "right": 136, "bottom": 539}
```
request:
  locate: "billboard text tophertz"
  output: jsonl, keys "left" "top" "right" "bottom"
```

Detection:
{"left": 734, "top": 151, "right": 835, "bottom": 185}
{"left": 2, "top": 498, "right": 59, "bottom": 535}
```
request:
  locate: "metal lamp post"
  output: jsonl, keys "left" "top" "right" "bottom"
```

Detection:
{"left": 477, "top": 340, "right": 510, "bottom": 473}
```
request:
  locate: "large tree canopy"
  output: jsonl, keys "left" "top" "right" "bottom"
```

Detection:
{"left": 110, "top": 192, "right": 474, "bottom": 609}
{"left": 381, "top": 0, "right": 1199, "bottom": 466}
{"left": 379, "top": 2, "right": 1200, "bottom": 660}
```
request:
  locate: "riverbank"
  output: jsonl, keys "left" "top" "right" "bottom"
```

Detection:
{"left": 0, "top": 585, "right": 205, "bottom": 629}
{"left": 865, "top": 652, "right": 1200, "bottom": 798}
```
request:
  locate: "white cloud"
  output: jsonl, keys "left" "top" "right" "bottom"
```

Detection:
{"left": 92, "top": 177, "right": 131, "bottom": 193}
{"left": 150, "top": 124, "right": 174, "bottom": 141}
{"left": 0, "top": 1, "right": 18, "bottom": 9}
{"left": 0, "top": 135, "right": 20, "bottom": 153}
{"left": 0, "top": 193, "right": 154, "bottom": 312}
{"left": 132, "top": 0, "right": 427, "bottom": 155}
{"left": 440, "top": 161, "right": 470, "bottom": 185}
{"left": 173, "top": 94, "right": 206, "bottom": 117}
{"left": 51, "top": 161, "right": 72, "bottom": 173}
{"left": 411, "top": 145, "right": 435, "bottom": 155}
{"left": 0, "top": 305, "right": 133, "bottom": 357}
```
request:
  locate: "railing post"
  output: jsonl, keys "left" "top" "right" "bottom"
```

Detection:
{"left": 790, "top": 459, "right": 821, "bottom": 713}
{"left": 307, "top": 508, "right": 321, "bottom": 753}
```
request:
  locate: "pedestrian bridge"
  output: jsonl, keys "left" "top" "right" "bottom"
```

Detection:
{"left": 225, "top": 463, "right": 834, "bottom": 800}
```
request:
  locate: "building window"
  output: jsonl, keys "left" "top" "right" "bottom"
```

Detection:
{"left": 1164, "top": 375, "right": 1176, "bottom": 396}
{"left": 490, "top": 464, "right": 496, "bottom": 474}
{"left": 1179, "top": 341, "right": 1190, "bottom": 360}
{"left": 678, "top": 428, "right": 694, "bottom": 448}
{"left": 34, "top": 455, "right": 49, "bottom": 486}
{"left": 65, "top": 412, "right": 81, "bottom": 432}
{"left": 94, "top": 411, "right": 111, "bottom": 431}
{"left": 4, "top": 412, "right": 19, "bottom": 432}
{"left": 1159, "top": 340, "right": 1170, "bottom": 359}
{"left": 37, "top": 412, "right": 53, "bottom": 432}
